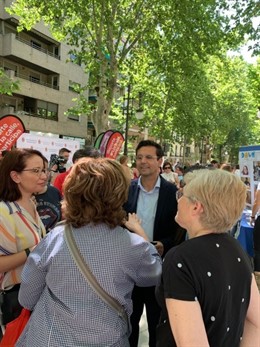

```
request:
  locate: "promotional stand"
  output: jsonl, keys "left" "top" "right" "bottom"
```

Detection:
{"left": 239, "top": 145, "right": 260, "bottom": 207}
{"left": 16, "top": 133, "right": 80, "bottom": 161}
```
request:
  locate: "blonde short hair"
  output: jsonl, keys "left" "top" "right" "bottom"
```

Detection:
{"left": 63, "top": 158, "right": 128, "bottom": 228}
{"left": 184, "top": 169, "right": 247, "bottom": 232}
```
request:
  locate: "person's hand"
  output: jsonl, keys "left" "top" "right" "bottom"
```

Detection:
{"left": 153, "top": 241, "right": 164, "bottom": 256}
{"left": 250, "top": 217, "right": 255, "bottom": 226}
{"left": 124, "top": 213, "right": 149, "bottom": 241}
{"left": 124, "top": 213, "right": 142, "bottom": 233}
{"left": 51, "top": 164, "right": 58, "bottom": 173}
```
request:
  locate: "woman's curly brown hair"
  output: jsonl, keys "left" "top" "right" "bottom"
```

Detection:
{"left": 63, "top": 158, "right": 129, "bottom": 228}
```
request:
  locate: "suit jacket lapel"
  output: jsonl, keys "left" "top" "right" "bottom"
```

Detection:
{"left": 154, "top": 176, "right": 166, "bottom": 233}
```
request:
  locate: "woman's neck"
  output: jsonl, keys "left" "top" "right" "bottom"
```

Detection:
{"left": 188, "top": 228, "right": 214, "bottom": 239}
{"left": 17, "top": 194, "right": 32, "bottom": 205}
{"left": 16, "top": 196, "right": 37, "bottom": 221}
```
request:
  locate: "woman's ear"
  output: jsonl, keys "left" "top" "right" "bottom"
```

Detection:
{"left": 10, "top": 171, "right": 21, "bottom": 184}
{"left": 192, "top": 201, "right": 204, "bottom": 215}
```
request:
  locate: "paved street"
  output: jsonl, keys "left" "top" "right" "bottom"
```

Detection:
{"left": 138, "top": 310, "right": 148, "bottom": 346}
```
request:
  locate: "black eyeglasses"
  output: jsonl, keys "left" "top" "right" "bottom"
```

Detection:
{"left": 22, "top": 168, "right": 50, "bottom": 176}
{"left": 176, "top": 190, "right": 183, "bottom": 201}
{"left": 164, "top": 167, "right": 171, "bottom": 169}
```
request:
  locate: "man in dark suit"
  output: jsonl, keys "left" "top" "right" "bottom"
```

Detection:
{"left": 124, "top": 140, "right": 186, "bottom": 347}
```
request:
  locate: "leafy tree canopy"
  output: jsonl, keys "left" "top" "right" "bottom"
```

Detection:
{"left": 8, "top": 0, "right": 247, "bottom": 135}
{"left": 0, "top": 68, "right": 19, "bottom": 95}
{"left": 7, "top": 0, "right": 259, "bottom": 163}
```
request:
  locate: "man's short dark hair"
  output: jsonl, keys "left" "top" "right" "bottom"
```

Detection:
{"left": 210, "top": 159, "right": 218, "bottom": 164}
{"left": 136, "top": 140, "right": 164, "bottom": 158}
{"left": 72, "top": 147, "right": 101, "bottom": 163}
{"left": 59, "top": 147, "right": 71, "bottom": 155}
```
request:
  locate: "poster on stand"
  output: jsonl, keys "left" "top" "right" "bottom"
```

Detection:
{"left": 0, "top": 114, "right": 25, "bottom": 151}
{"left": 16, "top": 133, "right": 80, "bottom": 162}
{"left": 239, "top": 145, "right": 260, "bottom": 207}
{"left": 94, "top": 130, "right": 124, "bottom": 159}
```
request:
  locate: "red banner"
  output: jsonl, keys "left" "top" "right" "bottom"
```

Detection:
{"left": 104, "top": 131, "right": 124, "bottom": 159}
{"left": 0, "top": 115, "right": 26, "bottom": 151}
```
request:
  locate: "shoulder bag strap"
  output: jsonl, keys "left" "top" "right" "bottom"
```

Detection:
{"left": 64, "top": 224, "right": 129, "bottom": 331}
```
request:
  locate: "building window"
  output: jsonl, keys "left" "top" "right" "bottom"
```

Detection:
{"left": 36, "top": 100, "right": 58, "bottom": 121}
{"left": 53, "top": 76, "right": 58, "bottom": 87}
{"left": 37, "top": 108, "right": 47, "bottom": 117}
{"left": 30, "top": 75, "right": 40, "bottom": 84}
{"left": 31, "top": 40, "right": 41, "bottom": 50}
{"left": 54, "top": 46, "right": 59, "bottom": 57}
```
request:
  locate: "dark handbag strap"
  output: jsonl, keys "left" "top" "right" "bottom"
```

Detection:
{"left": 64, "top": 224, "right": 129, "bottom": 332}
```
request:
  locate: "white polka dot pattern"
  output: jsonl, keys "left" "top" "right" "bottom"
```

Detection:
{"left": 160, "top": 232, "right": 252, "bottom": 347}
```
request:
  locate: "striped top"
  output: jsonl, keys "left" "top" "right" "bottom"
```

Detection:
{"left": 0, "top": 200, "right": 46, "bottom": 290}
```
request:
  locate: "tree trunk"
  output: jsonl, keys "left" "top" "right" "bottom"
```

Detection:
{"left": 91, "top": 58, "right": 118, "bottom": 136}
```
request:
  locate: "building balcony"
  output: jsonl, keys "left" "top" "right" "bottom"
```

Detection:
{"left": 16, "top": 35, "right": 60, "bottom": 60}
{"left": 12, "top": 76, "right": 60, "bottom": 105}
{"left": 18, "top": 110, "right": 58, "bottom": 122}
{"left": 0, "top": 33, "right": 61, "bottom": 73}
{"left": 4, "top": 68, "right": 59, "bottom": 92}
{"left": 15, "top": 71, "right": 59, "bottom": 90}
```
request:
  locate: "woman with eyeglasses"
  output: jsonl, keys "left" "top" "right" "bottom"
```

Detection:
{"left": 161, "top": 161, "right": 179, "bottom": 186}
{"left": 0, "top": 148, "right": 46, "bottom": 328}
{"left": 156, "top": 169, "right": 259, "bottom": 347}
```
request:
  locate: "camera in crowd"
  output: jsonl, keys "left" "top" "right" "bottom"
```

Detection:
{"left": 49, "top": 154, "right": 67, "bottom": 173}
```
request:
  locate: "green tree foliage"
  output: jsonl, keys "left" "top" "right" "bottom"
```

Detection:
{"left": 7, "top": 0, "right": 258, "bottom": 162}
{"left": 0, "top": 68, "right": 19, "bottom": 95}
{"left": 130, "top": 49, "right": 259, "bottom": 163}
{"left": 230, "top": 0, "right": 260, "bottom": 55}
{"left": 206, "top": 56, "right": 259, "bottom": 162}
{"left": 8, "top": 0, "right": 240, "bottom": 135}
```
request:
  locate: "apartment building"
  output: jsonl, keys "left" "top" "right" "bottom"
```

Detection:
{"left": 0, "top": 0, "right": 92, "bottom": 144}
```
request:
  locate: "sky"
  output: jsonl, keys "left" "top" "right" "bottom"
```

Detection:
{"left": 228, "top": 16, "right": 260, "bottom": 64}
{"left": 239, "top": 44, "right": 258, "bottom": 64}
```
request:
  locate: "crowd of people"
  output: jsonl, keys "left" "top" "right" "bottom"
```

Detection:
{"left": 0, "top": 141, "right": 259, "bottom": 347}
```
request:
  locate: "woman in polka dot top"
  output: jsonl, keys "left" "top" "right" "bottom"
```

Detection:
{"left": 156, "top": 169, "right": 259, "bottom": 347}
